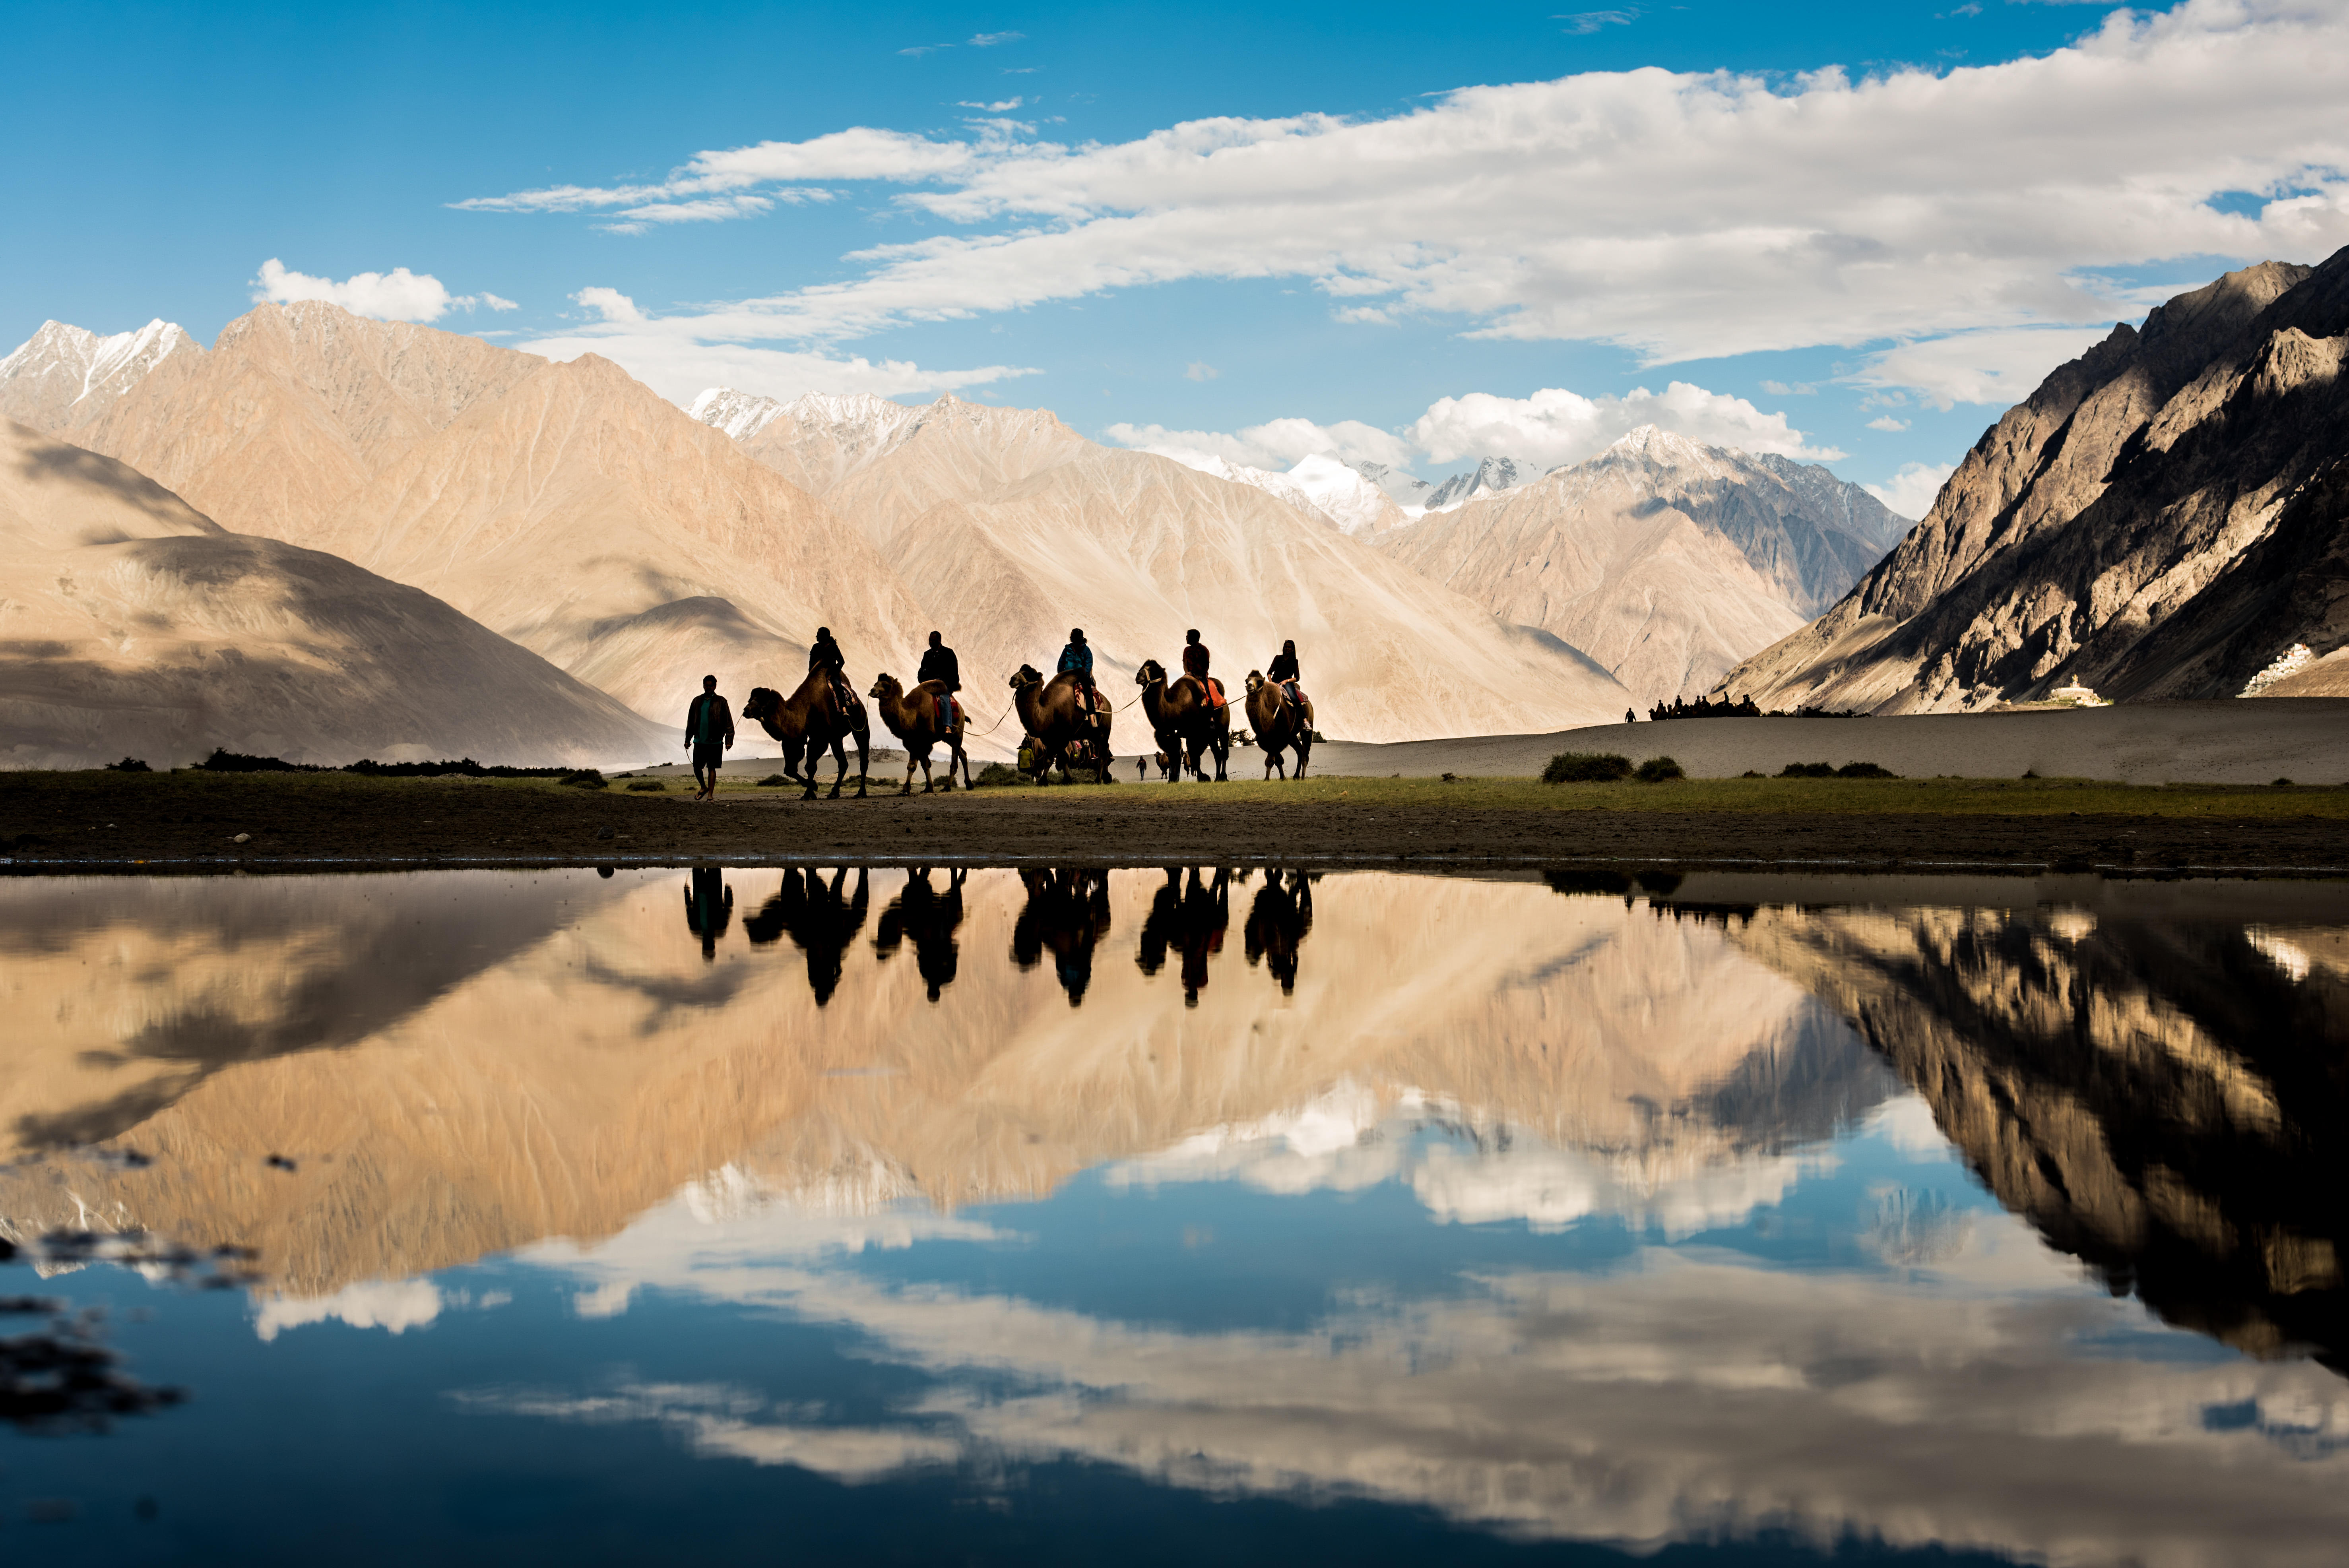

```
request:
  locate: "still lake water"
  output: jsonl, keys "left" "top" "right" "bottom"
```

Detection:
{"left": 2, "top": 865, "right": 2345, "bottom": 1566}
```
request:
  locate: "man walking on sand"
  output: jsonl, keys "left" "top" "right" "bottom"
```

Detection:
{"left": 686, "top": 674, "right": 734, "bottom": 801}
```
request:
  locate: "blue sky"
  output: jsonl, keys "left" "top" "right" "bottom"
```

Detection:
{"left": 10, "top": 0, "right": 2347, "bottom": 510}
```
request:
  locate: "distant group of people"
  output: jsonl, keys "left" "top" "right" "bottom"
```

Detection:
{"left": 683, "top": 624, "right": 1310, "bottom": 791}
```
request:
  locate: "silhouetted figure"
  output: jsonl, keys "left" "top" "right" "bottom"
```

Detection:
{"left": 685, "top": 674, "right": 735, "bottom": 800}
{"left": 683, "top": 867, "right": 733, "bottom": 961}
{"left": 873, "top": 866, "right": 968, "bottom": 1002}
{"left": 1011, "top": 867, "right": 1113, "bottom": 1005}
{"left": 744, "top": 866, "right": 870, "bottom": 1004}
{"left": 1137, "top": 866, "right": 1230, "bottom": 1006}
{"left": 1243, "top": 869, "right": 1315, "bottom": 994}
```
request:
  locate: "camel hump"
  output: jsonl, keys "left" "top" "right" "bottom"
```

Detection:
{"left": 913, "top": 678, "right": 949, "bottom": 695}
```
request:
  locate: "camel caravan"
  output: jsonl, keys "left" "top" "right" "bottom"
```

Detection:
{"left": 696, "top": 626, "right": 1317, "bottom": 800}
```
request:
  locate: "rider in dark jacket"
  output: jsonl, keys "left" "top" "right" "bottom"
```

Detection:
{"left": 1267, "top": 640, "right": 1302, "bottom": 707}
{"left": 1058, "top": 628, "right": 1097, "bottom": 710}
{"left": 918, "top": 630, "right": 961, "bottom": 724}
{"left": 917, "top": 631, "right": 960, "bottom": 692}
{"left": 809, "top": 626, "right": 849, "bottom": 707}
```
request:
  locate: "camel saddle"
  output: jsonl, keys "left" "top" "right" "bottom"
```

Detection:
{"left": 1182, "top": 674, "right": 1227, "bottom": 710}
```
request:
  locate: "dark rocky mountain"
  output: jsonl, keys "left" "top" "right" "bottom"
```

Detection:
{"left": 1721, "top": 251, "right": 2349, "bottom": 709}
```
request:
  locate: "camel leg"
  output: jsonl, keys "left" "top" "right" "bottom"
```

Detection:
{"left": 901, "top": 745, "right": 917, "bottom": 796}
{"left": 826, "top": 735, "right": 847, "bottom": 799}
{"left": 853, "top": 727, "right": 870, "bottom": 800}
{"left": 1296, "top": 737, "right": 1311, "bottom": 779}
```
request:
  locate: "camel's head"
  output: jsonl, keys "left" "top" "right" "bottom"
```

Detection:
{"left": 868, "top": 673, "right": 901, "bottom": 702}
{"left": 1244, "top": 671, "right": 1266, "bottom": 694}
{"left": 742, "top": 687, "right": 782, "bottom": 723}
{"left": 1135, "top": 658, "right": 1164, "bottom": 686}
{"left": 1010, "top": 664, "right": 1042, "bottom": 691}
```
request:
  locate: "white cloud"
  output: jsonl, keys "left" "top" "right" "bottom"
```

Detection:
{"left": 253, "top": 1277, "right": 442, "bottom": 1341}
{"left": 1866, "top": 415, "right": 1911, "bottom": 431}
{"left": 1104, "top": 414, "right": 1417, "bottom": 471}
{"left": 1559, "top": 8, "right": 1639, "bottom": 33}
{"left": 969, "top": 31, "right": 1024, "bottom": 45}
{"left": 532, "top": 287, "right": 1039, "bottom": 404}
{"left": 1760, "top": 380, "right": 1816, "bottom": 395}
{"left": 957, "top": 97, "right": 1025, "bottom": 111}
{"left": 456, "top": 1, "right": 2349, "bottom": 367}
{"left": 1866, "top": 460, "right": 1959, "bottom": 520}
{"left": 1108, "top": 379, "right": 1840, "bottom": 477}
{"left": 1849, "top": 325, "right": 2115, "bottom": 409}
{"left": 1181, "top": 361, "right": 1218, "bottom": 381}
{"left": 250, "top": 258, "right": 516, "bottom": 323}
{"left": 1407, "top": 383, "right": 1842, "bottom": 466}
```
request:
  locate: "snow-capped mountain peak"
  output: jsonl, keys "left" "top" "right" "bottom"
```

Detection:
{"left": 687, "top": 386, "right": 787, "bottom": 442}
{"left": 0, "top": 317, "right": 198, "bottom": 432}
{"left": 1424, "top": 455, "right": 1544, "bottom": 511}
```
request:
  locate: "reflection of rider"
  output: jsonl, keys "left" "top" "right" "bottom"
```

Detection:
{"left": 1058, "top": 628, "right": 1097, "bottom": 711}
{"left": 683, "top": 867, "right": 733, "bottom": 962}
{"left": 1267, "top": 640, "right": 1303, "bottom": 707}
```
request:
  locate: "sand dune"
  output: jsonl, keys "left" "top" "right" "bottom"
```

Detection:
{"left": 0, "top": 419, "right": 668, "bottom": 768}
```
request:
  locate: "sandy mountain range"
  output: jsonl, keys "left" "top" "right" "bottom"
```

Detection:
{"left": 0, "top": 418, "right": 665, "bottom": 768}
{"left": 692, "top": 386, "right": 1631, "bottom": 736}
{"left": 1376, "top": 427, "right": 1908, "bottom": 701}
{"left": 0, "top": 868, "right": 1861, "bottom": 1295}
{"left": 2, "top": 308, "right": 1633, "bottom": 750}
{"left": 1721, "top": 248, "right": 2349, "bottom": 711}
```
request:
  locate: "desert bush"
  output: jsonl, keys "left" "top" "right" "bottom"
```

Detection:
{"left": 1635, "top": 755, "right": 1685, "bottom": 782}
{"left": 975, "top": 762, "right": 1028, "bottom": 788}
{"left": 105, "top": 758, "right": 152, "bottom": 773}
{"left": 1835, "top": 761, "right": 1899, "bottom": 779}
{"left": 196, "top": 748, "right": 321, "bottom": 773}
{"left": 1778, "top": 761, "right": 1837, "bottom": 778}
{"left": 1542, "top": 751, "right": 1633, "bottom": 783}
{"left": 625, "top": 779, "right": 666, "bottom": 793}
{"left": 755, "top": 774, "right": 790, "bottom": 787}
{"left": 558, "top": 769, "right": 607, "bottom": 789}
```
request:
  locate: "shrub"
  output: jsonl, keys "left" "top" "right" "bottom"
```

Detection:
{"left": 1778, "top": 761, "right": 1837, "bottom": 778}
{"left": 1740, "top": 769, "right": 1765, "bottom": 779}
{"left": 626, "top": 779, "right": 666, "bottom": 792}
{"left": 1634, "top": 755, "right": 1685, "bottom": 782}
{"left": 1835, "top": 761, "right": 1899, "bottom": 779}
{"left": 105, "top": 757, "right": 152, "bottom": 773}
{"left": 1543, "top": 751, "right": 1633, "bottom": 783}
{"left": 2273, "top": 777, "right": 2295, "bottom": 787}
{"left": 975, "top": 762, "right": 1027, "bottom": 788}
{"left": 558, "top": 769, "right": 608, "bottom": 789}
{"left": 755, "top": 774, "right": 790, "bottom": 787}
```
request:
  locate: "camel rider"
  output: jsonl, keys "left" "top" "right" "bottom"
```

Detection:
{"left": 1058, "top": 628, "right": 1098, "bottom": 714}
{"left": 809, "top": 626, "right": 852, "bottom": 710}
{"left": 1268, "top": 639, "right": 1304, "bottom": 709}
{"left": 1181, "top": 629, "right": 1224, "bottom": 708}
{"left": 918, "top": 630, "right": 962, "bottom": 727}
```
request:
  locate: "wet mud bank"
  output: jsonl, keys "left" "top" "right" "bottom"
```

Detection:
{"left": 2, "top": 770, "right": 2344, "bottom": 875}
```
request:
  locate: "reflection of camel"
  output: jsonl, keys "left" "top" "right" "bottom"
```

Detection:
{"left": 1728, "top": 899, "right": 2349, "bottom": 1374}
{"left": 1011, "top": 868, "right": 1114, "bottom": 1005}
{"left": 1243, "top": 870, "right": 1315, "bottom": 994}
{"left": 1137, "top": 868, "right": 1230, "bottom": 1007}
{"left": 683, "top": 868, "right": 733, "bottom": 962}
{"left": 743, "top": 868, "right": 870, "bottom": 1005}
{"left": 874, "top": 868, "right": 968, "bottom": 1003}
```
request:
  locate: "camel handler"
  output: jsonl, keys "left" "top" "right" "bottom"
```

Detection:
{"left": 918, "top": 630, "right": 962, "bottom": 727}
{"left": 809, "top": 626, "right": 853, "bottom": 711}
{"left": 1267, "top": 639, "right": 1304, "bottom": 709}
{"left": 1181, "top": 629, "right": 1225, "bottom": 709}
{"left": 1058, "top": 628, "right": 1099, "bottom": 714}
{"left": 685, "top": 674, "right": 734, "bottom": 801}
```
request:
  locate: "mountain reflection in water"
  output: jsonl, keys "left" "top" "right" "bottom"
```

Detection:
{"left": 2, "top": 867, "right": 2345, "bottom": 1565}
